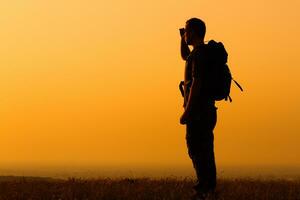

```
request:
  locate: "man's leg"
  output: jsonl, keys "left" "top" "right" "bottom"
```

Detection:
{"left": 191, "top": 130, "right": 216, "bottom": 192}
{"left": 186, "top": 108, "right": 217, "bottom": 194}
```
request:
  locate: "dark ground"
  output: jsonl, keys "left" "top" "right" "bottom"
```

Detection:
{"left": 0, "top": 176, "right": 299, "bottom": 200}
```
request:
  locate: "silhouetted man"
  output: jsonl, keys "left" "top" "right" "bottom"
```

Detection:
{"left": 179, "top": 18, "right": 217, "bottom": 200}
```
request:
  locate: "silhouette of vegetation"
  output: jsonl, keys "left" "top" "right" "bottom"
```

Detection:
{"left": 0, "top": 176, "right": 299, "bottom": 199}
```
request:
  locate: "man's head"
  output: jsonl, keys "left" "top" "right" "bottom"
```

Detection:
{"left": 184, "top": 18, "right": 206, "bottom": 45}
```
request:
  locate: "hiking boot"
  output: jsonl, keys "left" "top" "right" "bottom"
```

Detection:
{"left": 193, "top": 185, "right": 215, "bottom": 193}
{"left": 190, "top": 192, "right": 209, "bottom": 200}
{"left": 191, "top": 187, "right": 217, "bottom": 200}
{"left": 191, "top": 191, "right": 218, "bottom": 200}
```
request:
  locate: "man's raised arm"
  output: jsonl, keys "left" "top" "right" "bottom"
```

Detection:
{"left": 181, "top": 36, "right": 190, "bottom": 61}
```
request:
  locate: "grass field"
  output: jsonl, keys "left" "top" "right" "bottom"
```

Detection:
{"left": 0, "top": 176, "right": 299, "bottom": 200}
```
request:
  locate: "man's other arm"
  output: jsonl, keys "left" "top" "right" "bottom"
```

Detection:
{"left": 183, "top": 78, "right": 201, "bottom": 115}
{"left": 180, "top": 55, "right": 203, "bottom": 124}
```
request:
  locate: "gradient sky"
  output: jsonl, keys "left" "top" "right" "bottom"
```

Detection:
{"left": 0, "top": 0, "right": 299, "bottom": 170}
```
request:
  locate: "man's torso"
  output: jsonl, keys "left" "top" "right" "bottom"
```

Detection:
{"left": 183, "top": 44, "right": 216, "bottom": 118}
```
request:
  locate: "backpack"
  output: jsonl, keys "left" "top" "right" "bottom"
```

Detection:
{"left": 207, "top": 40, "right": 243, "bottom": 102}
{"left": 179, "top": 40, "right": 243, "bottom": 102}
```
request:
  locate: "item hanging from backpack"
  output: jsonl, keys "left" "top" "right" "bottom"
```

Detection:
{"left": 179, "top": 40, "right": 243, "bottom": 102}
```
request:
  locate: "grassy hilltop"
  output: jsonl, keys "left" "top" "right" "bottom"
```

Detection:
{"left": 0, "top": 176, "right": 299, "bottom": 200}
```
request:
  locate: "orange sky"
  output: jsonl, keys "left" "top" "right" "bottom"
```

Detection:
{"left": 0, "top": 0, "right": 300, "bottom": 170}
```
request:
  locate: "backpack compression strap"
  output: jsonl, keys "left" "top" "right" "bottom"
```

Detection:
{"left": 226, "top": 79, "right": 243, "bottom": 102}
{"left": 225, "top": 95, "right": 232, "bottom": 102}
{"left": 232, "top": 79, "right": 243, "bottom": 91}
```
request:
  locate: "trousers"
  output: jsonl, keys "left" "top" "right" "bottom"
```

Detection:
{"left": 186, "top": 106, "right": 217, "bottom": 192}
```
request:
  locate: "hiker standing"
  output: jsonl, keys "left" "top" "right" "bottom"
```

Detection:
{"left": 179, "top": 18, "right": 217, "bottom": 200}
